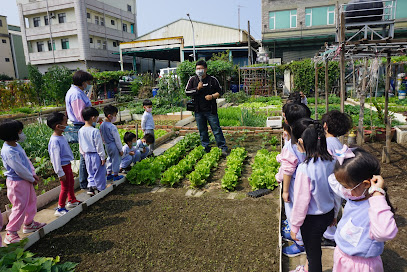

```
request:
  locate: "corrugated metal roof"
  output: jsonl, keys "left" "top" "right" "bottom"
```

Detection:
{"left": 137, "top": 18, "right": 259, "bottom": 48}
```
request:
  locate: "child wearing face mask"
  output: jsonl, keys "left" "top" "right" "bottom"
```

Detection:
{"left": 100, "top": 105, "right": 123, "bottom": 181}
{"left": 78, "top": 107, "right": 107, "bottom": 196}
{"left": 47, "top": 112, "right": 81, "bottom": 217}
{"left": 135, "top": 133, "right": 155, "bottom": 160}
{"left": 141, "top": 99, "right": 155, "bottom": 154}
{"left": 0, "top": 120, "right": 46, "bottom": 245}
{"left": 120, "top": 132, "right": 140, "bottom": 172}
{"left": 329, "top": 147, "right": 397, "bottom": 272}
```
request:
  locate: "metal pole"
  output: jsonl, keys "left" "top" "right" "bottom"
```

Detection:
{"left": 340, "top": 12, "right": 346, "bottom": 114}
{"left": 325, "top": 58, "right": 329, "bottom": 112}
{"left": 274, "top": 67, "right": 277, "bottom": 96}
{"left": 187, "top": 14, "right": 196, "bottom": 61}
{"left": 315, "top": 64, "right": 319, "bottom": 119}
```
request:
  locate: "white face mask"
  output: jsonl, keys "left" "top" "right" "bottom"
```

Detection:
{"left": 111, "top": 116, "right": 117, "bottom": 123}
{"left": 18, "top": 132, "right": 26, "bottom": 142}
{"left": 196, "top": 69, "right": 205, "bottom": 78}
{"left": 146, "top": 108, "right": 152, "bottom": 113}
{"left": 341, "top": 182, "right": 367, "bottom": 201}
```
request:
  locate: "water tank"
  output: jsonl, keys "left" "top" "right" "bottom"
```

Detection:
{"left": 345, "top": 0, "right": 384, "bottom": 24}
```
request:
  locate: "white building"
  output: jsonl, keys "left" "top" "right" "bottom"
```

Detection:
{"left": 16, "top": 0, "right": 137, "bottom": 73}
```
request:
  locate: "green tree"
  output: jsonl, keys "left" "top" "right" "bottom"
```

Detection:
{"left": 27, "top": 63, "right": 44, "bottom": 105}
{"left": 43, "top": 65, "right": 73, "bottom": 105}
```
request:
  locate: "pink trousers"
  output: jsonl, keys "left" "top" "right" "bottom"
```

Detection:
{"left": 6, "top": 179, "right": 37, "bottom": 232}
{"left": 333, "top": 247, "right": 383, "bottom": 272}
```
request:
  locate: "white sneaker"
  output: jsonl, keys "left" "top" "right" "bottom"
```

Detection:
{"left": 23, "top": 221, "right": 46, "bottom": 233}
{"left": 54, "top": 207, "right": 69, "bottom": 217}
{"left": 66, "top": 200, "right": 82, "bottom": 209}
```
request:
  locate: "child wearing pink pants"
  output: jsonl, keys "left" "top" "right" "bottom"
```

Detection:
{"left": 0, "top": 120, "right": 46, "bottom": 244}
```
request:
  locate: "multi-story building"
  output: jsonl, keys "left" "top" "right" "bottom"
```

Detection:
{"left": 0, "top": 15, "right": 16, "bottom": 78}
{"left": 8, "top": 24, "right": 29, "bottom": 79}
{"left": 16, "top": 0, "right": 137, "bottom": 73}
{"left": 262, "top": 0, "right": 407, "bottom": 63}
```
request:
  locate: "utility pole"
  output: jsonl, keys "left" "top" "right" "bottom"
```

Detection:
{"left": 187, "top": 13, "right": 196, "bottom": 61}
{"left": 248, "top": 20, "right": 252, "bottom": 65}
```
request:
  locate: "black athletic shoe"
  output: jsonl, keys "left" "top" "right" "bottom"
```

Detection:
{"left": 321, "top": 237, "right": 336, "bottom": 248}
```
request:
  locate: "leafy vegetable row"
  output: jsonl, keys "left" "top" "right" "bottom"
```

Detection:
{"left": 249, "top": 149, "right": 280, "bottom": 190}
{"left": 126, "top": 133, "right": 201, "bottom": 185}
{"left": 160, "top": 145, "right": 206, "bottom": 187}
{"left": 221, "top": 147, "right": 247, "bottom": 191}
{"left": 188, "top": 147, "right": 222, "bottom": 187}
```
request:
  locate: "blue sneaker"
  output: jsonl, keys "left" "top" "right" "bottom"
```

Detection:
{"left": 113, "top": 175, "right": 124, "bottom": 181}
{"left": 282, "top": 225, "right": 292, "bottom": 241}
{"left": 107, "top": 174, "right": 114, "bottom": 181}
{"left": 282, "top": 219, "right": 289, "bottom": 227}
{"left": 283, "top": 242, "right": 305, "bottom": 257}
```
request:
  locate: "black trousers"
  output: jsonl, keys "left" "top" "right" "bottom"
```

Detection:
{"left": 300, "top": 209, "right": 334, "bottom": 272}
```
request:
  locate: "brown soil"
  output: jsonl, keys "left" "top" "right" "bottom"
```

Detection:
{"left": 361, "top": 142, "right": 407, "bottom": 272}
{"left": 29, "top": 184, "right": 281, "bottom": 272}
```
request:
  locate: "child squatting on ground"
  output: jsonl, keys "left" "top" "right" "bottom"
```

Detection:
{"left": 329, "top": 147, "right": 398, "bottom": 272}
{"left": 141, "top": 99, "right": 155, "bottom": 154}
{"left": 0, "top": 120, "right": 46, "bottom": 245}
{"left": 120, "top": 132, "right": 155, "bottom": 172}
{"left": 100, "top": 105, "right": 123, "bottom": 181}
{"left": 47, "top": 112, "right": 81, "bottom": 217}
{"left": 78, "top": 107, "right": 107, "bottom": 196}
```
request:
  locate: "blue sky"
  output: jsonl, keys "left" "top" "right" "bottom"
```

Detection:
{"left": 1, "top": 0, "right": 261, "bottom": 39}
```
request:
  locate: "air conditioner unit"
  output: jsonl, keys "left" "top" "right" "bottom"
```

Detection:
{"left": 50, "top": 12, "right": 55, "bottom": 19}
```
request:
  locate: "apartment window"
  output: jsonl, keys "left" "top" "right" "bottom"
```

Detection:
{"left": 102, "top": 41, "right": 107, "bottom": 50}
{"left": 87, "top": 12, "right": 90, "bottom": 19}
{"left": 131, "top": 24, "right": 134, "bottom": 33}
{"left": 269, "top": 12, "right": 275, "bottom": 30}
{"left": 2, "top": 39, "right": 6, "bottom": 44}
{"left": 290, "top": 10, "right": 297, "bottom": 28}
{"left": 95, "top": 15, "right": 99, "bottom": 25}
{"left": 113, "top": 41, "right": 117, "bottom": 47}
{"left": 47, "top": 40, "right": 55, "bottom": 51}
{"left": 306, "top": 6, "right": 335, "bottom": 27}
{"left": 127, "top": 4, "right": 131, "bottom": 12}
{"left": 100, "top": 17, "right": 105, "bottom": 26}
{"left": 33, "top": 17, "right": 40, "bottom": 27}
{"left": 44, "top": 15, "right": 49, "bottom": 25}
{"left": 0, "top": 19, "right": 2, "bottom": 27}
{"left": 328, "top": 6, "right": 335, "bottom": 25}
{"left": 61, "top": 38, "right": 69, "bottom": 49}
{"left": 97, "top": 39, "right": 101, "bottom": 49}
{"left": 37, "top": 42, "right": 44, "bottom": 52}
{"left": 90, "top": 37, "right": 93, "bottom": 43}
{"left": 269, "top": 10, "right": 297, "bottom": 30}
{"left": 5, "top": 58, "right": 10, "bottom": 62}
{"left": 122, "top": 23, "right": 127, "bottom": 32}
{"left": 58, "top": 13, "right": 66, "bottom": 23}
{"left": 306, "top": 8, "right": 312, "bottom": 27}
{"left": 111, "top": 19, "right": 115, "bottom": 25}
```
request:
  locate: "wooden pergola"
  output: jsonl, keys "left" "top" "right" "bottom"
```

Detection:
{"left": 314, "top": 2, "right": 407, "bottom": 163}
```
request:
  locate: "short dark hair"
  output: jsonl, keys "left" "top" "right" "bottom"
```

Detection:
{"left": 103, "top": 104, "right": 118, "bottom": 117}
{"left": 143, "top": 133, "right": 155, "bottom": 144}
{"left": 321, "top": 110, "right": 353, "bottom": 137}
{"left": 287, "top": 92, "right": 301, "bottom": 104}
{"left": 0, "top": 119, "right": 24, "bottom": 142}
{"left": 124, "top": 132, "right": 137, "bottom": 144}
{"left": 143, "top": 99, "right": 153, "bottom": 106}
{"left": 284, "top": 103, "right": 311, "bottom": 126}
{"left": 196, "top": 59, "right": 207, "bottom": 68}
{"left": 47, "top": 112, "right": 66, "bottom": 130}
{"left": 73, "top": 70, "right": 93, "bottom": 86}
{"left": 82, "top": 107, "right": 99, "bottom": 121}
